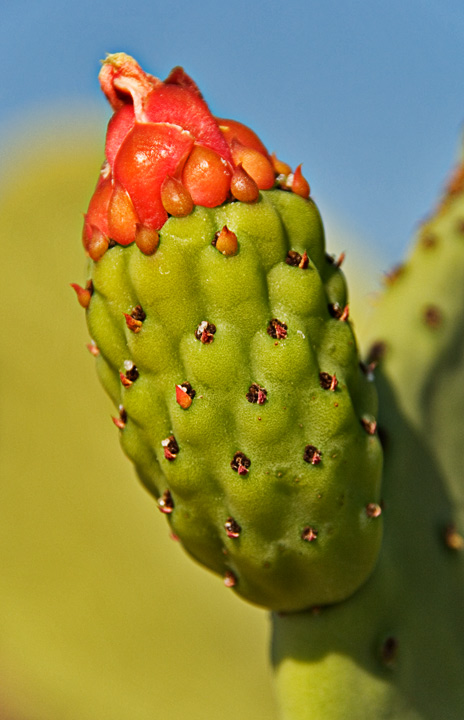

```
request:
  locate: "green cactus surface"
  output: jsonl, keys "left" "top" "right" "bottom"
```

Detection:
{"left": 83, "top": 189, "right": 383, "bottom": 612}
{"left": 271, "top": 150, "right": 464, "bottom": 718}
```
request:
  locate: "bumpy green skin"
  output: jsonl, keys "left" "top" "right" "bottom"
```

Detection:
{"left": 272, "top": 157, "right": 464, "bottom": 716}
{"left": 85, "top": 189, "right": 383, "bottom": 612}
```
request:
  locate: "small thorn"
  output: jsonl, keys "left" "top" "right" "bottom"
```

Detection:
{"left": 223, "top": 570, "right": 237, "bottom": 588}
{"left": 319, "top": 372, "right": 338, "bottom": 391}
{"left": 381, "top": 637, "right": 398, "bottom": 668}
{"left": 444, "top": 524, "right": 464, "bottom": 551}
{"left": 291, "top": 164, "right": 310, "bottom": 198}
{"left": 195, "top": 320, "right": 216, "bottom": 344}
{"left": 120, "top": 371, "right": 133, "bottom": 387}
{"left": 230, "top": 451, "right": 251, "bottom": 475}
{"left": 161, "top": 435, "right": 179, "bottom": 461}
{"left": 70, "top": 281, "right": 93, "bottom": 309}
{"left": 246, "top": 383, "right": 268, "bottom": 404}
{"left": 334, "top": 251, "right": 345, "bottom": 268}
{"left": 271, "top": 152, "right": 291, "bottom": 175}
{"left": 87, "top": 225, "right": 109, "bottom": 261}
{"left": 175, "top": 383, "right": 195, "bottom": 409}
{"left": 230, "top": 163, "right": 259, "bottom": 203}
{"left": 112, "top": 415, "right": 125, "bottom": 430}
{"left": 120, "top": 361, "right": 139, "bottom": 386}
{"left": 212, "top": 225, "right": 238, "bottom": 256}
{"left": 366, "top": 503, "right": 382, "bottom": 518}
{"left": 224, "top": 517, "right": 241, "bottom": 538}
{"left": 303, "top": 445, "right": 322, "bottom": 465}
{"left": 298, "top": 251, "right": 309, "bottom": 269}
{"left": 86, "top": 341, "right": 100, "bottom": 357}
{"left": 340, "top": 305, "right": 350, "bottom": 322}
{"left": 267, "top": 318, "right": 288, "bottom": 340}
{"left": 301, "top": 526, "right": 318, "bottom": 542}
{"left": 361, "top": 416, "right": 377, "bottom": 435}
{"left": 135, "top": 224, "right": 159, "bottom": 255}
{"left": 157, "top": 489, "right": 174, "bottom": 514}
{"left": 124, "top": 313, "right": 143, "bottom": 332}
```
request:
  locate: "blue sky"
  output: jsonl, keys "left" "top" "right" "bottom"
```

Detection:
{"left": 2, "top": 0, "right": 464, "bottom": 264}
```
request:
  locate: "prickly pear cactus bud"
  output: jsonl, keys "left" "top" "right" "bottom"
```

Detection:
{"left": 74, "top": 54, "right": 383, "bottom": 612}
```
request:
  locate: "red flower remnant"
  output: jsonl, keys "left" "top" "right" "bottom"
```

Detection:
{"left": 291, "top": 164, "right": 310, "bottom": 198}
{"left": 212, "top": 226, "right": 238, "bottom": 256}
{"left": 85, "top": 54, "right": 287, "bottom": 250}
{"left": 71, "top": 280, "right": 93, "bottom": 309}
{"left": 157, "top": 489, "right": 174, "bottom": 514}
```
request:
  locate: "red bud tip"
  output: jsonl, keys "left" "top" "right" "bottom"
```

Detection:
{"left": 86, "top": 342, "right": 100, "bottom": 357}
{"left": 301, "top": 526, "right": 318, "bottom": 542}
{"left": 230, "top": 138, "right": 275, "bottom": 190}
{"left": 135, "top": 225, "right": 159, "bottom": 255}
{"left": 99, "top": 53, "right": 160, "bottom": 115}
{"left": 112, "top": 415, "right": 126, "bottom": 430}
{"left": 182, "top": 145, "right": 232, "bottom": 207}
{"left": 271, "top": 152, "right": 292, "bottom": 175}
{"left": 87, "top": 226, "right": 109, "bottom": 261}
{"left": 108, "top": 182, "right": 139, "bottom": 245}
{"left": 119, "top": 371, "right": 133, "bottom": 387}
{"left": 330, "top": 373, "right": 338, "bottom": 391}
{"left": 175, "top": 384, "right": 193, "bottom": 409}
{"left": 291, "top": 164, "right": 310, "bottom": 199}
{"left": 230, "top": 164, "right": 259, "bottom": 203}
{"left": 124, "top": 313, "right": 143, "bottom": 333}
{"left": 213, "top": 225, "right": 238, "bottom": 256}
{"left": 160, "top": 175, "right": 194, "bottom": 217}
{"left": 70, "top": 283, "right": 92, "bottom": 309}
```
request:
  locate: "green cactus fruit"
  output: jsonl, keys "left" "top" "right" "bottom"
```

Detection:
{"left": 74, "top": 54, "right": 383, "bottom": 612}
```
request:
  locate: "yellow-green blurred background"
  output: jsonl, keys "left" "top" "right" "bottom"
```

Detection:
{"left": 2, "top": 1, "right": 462, "bottom": 717}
